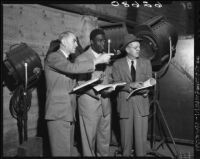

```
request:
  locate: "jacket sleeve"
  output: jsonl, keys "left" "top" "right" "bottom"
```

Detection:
{"left": 45, "top": 52, "right": 95, "bottom": 74}
{"left": 146, "top": 59, "right": 152, "bottom": 79}
{"left": 75, "top": 53, "right": 100, "bottom": 99}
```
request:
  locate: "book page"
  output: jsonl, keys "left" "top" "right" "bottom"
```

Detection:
{"left": 93, "top": 82, "right": 126, "bottom": 92}
{"left": 126, "top": 78, "right": 156, "bottom": 100}
{"left": 71, "top": 77, "right": 100, "bottom": 93}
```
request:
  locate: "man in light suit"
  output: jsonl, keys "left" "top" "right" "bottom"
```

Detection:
{"left": 112, "top": 34, "right": 152, "bottom": 157}
{"left": 75, "top": 29, "right": 114, "bottom": 156}
{"left": 44, "top": 31, "right": 113, "bottom": 156}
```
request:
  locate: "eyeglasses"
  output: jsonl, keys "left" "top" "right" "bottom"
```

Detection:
{"left": 128, "top": 45, "right": 140, "bottom": 50}
{"left": 72, "top": 38, "right": 77, "bottom": 44}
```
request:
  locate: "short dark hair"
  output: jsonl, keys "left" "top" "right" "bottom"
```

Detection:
{"left": 90, "top": 29, "right": 105, "bottom": 41}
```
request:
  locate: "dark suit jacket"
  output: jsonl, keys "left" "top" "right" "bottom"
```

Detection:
{"left": 44, "top": 50, "right": 95, "bottom": 121}
{"left": 75, "top": 47, "right": 112, "bottom": 117}
{"left": 112, "top": 57, "right": 152, "bottom": 118}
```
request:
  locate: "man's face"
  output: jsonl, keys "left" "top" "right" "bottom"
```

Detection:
{"left": 62, "top": 33, "right": 78, "bottom": 54}
{"left": 126, "top": 41, "right": 140, "bottom": 58}
{"left": 91, "top": 34, "right": 106, "bottom": 53}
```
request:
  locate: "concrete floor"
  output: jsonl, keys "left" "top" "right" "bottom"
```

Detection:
{"left": 71, "top": 140, "right": 194, "bottom": 158}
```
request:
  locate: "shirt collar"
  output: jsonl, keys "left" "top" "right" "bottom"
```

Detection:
{"left": 59, "top": 49, "right": 69, "bottom": 59}
{"left": 126, "top": 56, "right": 137, "bottom": 69}
{"left": 91, "top": 47, "right": 101, "bottom": 58}
{"left": 126, "top": 56, "right": 137, "bottom": 63}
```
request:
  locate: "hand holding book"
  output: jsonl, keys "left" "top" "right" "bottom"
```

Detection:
{"left": 70, "top": 77, "right": 101, "bottom": 94}
{"left": 126, "top": 78, "right": 156, "bottom": 100}
{"left": 93, "top": 82, "right": 126, "bottom": 92}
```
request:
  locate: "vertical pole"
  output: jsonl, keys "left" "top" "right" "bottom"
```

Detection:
{"left": 24, "top": 63, "right": 28, "bottom": 141}
{"left": 151, "top": 72, "right": 158, "bottom": 149}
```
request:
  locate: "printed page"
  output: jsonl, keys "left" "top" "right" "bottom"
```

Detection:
{"left": 93, "top": 82, "right": 126, "bottom": 92}
{"left": 126, "top": 78, "right": 156, "bottom": 100}
{"left": 71, "top": 77, "right": 100, "bottom": 93}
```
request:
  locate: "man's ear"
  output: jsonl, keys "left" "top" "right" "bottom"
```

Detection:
{"left": 60, "top": 38, "right": 64, "bottom": 45}
{"left": 90, "top": 40, "right": 94, "bottom": 45}
{"left": 125, "top": 47, "right": 129, "bottom": 53}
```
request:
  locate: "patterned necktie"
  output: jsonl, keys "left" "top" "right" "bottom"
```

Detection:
{"left": 131, "top": 61, "right": 136, "bottom": 82}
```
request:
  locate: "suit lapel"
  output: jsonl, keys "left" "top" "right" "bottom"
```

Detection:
{"left": 121, "top": 57, "right": 132, "bottom": 81}
{"left": 136, "top": 58, "right": 143, "bottom": 81}
{"left": 58, "top": 50, "right": 68, "bottom": 60}
{"left": 121, "top": 57, "right": 144, "bottom": 82}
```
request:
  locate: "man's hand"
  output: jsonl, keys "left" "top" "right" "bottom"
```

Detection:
{"left": 129, "top": 82, "right": 143, "bottom": 89}
{"left": 94, "top": 53, "right": 114, "bottom": 65}
{"left": 139, "top": 89, "right": 150, "bottom": 97}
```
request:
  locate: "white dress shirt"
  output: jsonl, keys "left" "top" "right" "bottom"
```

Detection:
{"left": 126, "top": 56, "right": 137, "bottom": 71}
{"left": 91, "top": 48, "right": 101, "bottom": 59}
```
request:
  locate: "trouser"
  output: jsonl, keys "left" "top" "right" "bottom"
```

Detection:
{"left": 47, "top": 120, "right": 74, "bottom": 156}
{"left": 120, "top": 104, "right": 148, "bottom": 156}
{"left": 79, "top": 113, "right": 111, "bottom": 156}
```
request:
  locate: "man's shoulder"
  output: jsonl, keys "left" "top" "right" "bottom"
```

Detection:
{"left": 113, "top": 57, "right": 126, "bottom": 65}
{"left": 76, "top": 48, "right": 91, "bottom": 60}
{"left": 46, "top": 50, "right": 61, "bottom": 60}
{"left": 139, "top": 57, "right": 151, "bottom": 64}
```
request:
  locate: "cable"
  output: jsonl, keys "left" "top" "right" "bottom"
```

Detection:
{"left": 9, "top": 85, "right": 32, "bottom": 120}
{"left": 9, "top": 85, "right": 32, "bottom": 144}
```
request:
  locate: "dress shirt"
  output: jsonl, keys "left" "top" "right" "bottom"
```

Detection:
{"left": 91, "top": 48, "right": 101, "bottom": 59}
{"left": 126, "top": 56, "right": 137, "bottom": 71}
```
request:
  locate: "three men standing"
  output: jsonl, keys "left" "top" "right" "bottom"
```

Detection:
{"left": 44, "top": 30, "right": 152, "bottom": 157}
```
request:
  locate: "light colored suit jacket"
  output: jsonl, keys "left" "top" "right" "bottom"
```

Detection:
{"left": 112, "top": 57, "right": 152, "bottom": 118}
{"left": 75, "top": 47, "right": 112, "bottom": 117}
{"left": 44, "top": 50, "right": 95, "bottom": 121}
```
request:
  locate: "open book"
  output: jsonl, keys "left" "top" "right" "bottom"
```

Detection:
{"left": 126, "top": 78, "right": 156, "bottom": 100}
{"left": 93, "top": 82, "right": 126, "bottom": 92}
{"left": 70, "top": 77, "right": 100, "bottom": 93}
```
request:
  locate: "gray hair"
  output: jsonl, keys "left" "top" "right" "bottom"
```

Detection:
{"left": 58, "top": 31, "right": 75, "bottom": 41}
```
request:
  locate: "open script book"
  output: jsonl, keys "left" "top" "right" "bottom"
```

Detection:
{"left": 126, "top": 78, "right": 156, "bottom": 100}
{"left": 70, "top": 77, "right": 100, "bottom": 93}
{"left": 93, "top": 82, "right": 126, "bottom": 92}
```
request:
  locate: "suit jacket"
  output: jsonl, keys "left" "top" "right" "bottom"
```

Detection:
{"left": 44, "top": 50, "right": 95, "bottom": 121}
{"left": 75, "top": 47, "right": 112, "bottom": 117}
{"left": 112, "top": 57, "right": 152, "bottom": 118}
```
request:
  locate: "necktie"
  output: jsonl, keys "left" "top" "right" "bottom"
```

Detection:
{"left": 131, "top": 61, "right": 136, "bottom": 82}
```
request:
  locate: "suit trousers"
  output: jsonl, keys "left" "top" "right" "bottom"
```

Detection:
{"left": 47, "top": 120, "right": 74, "bottom": 156}
{"left": 79, "top": 112, "right": 111, "bottom": 156}
{"left": 119, "top": 103, "right": 148, "bottom": 156}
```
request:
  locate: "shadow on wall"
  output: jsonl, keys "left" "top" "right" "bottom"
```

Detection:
{"left": 36, "top": 70, "right": 51, "bottom": 156}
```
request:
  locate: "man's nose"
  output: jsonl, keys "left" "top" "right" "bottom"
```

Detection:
{"left": 75, "top": 42, "right": 78, "bottom": 47}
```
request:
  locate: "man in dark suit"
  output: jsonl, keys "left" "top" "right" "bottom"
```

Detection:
{"left": 112, "top": 34, "right": 152, "bottom": 157}
{"left": 44, "top": 31, "right": 113, "bottom": 156}
{"left": 75, "top": 29, "right": 114, "bottom": 156}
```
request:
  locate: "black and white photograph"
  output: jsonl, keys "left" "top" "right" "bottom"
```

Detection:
{"left": 2, "top": 1, "right": 199, "bottom": 158}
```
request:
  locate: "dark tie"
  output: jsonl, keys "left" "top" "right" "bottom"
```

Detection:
{"left": 131, "top": 61, "right": 136, "bottom": 82}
